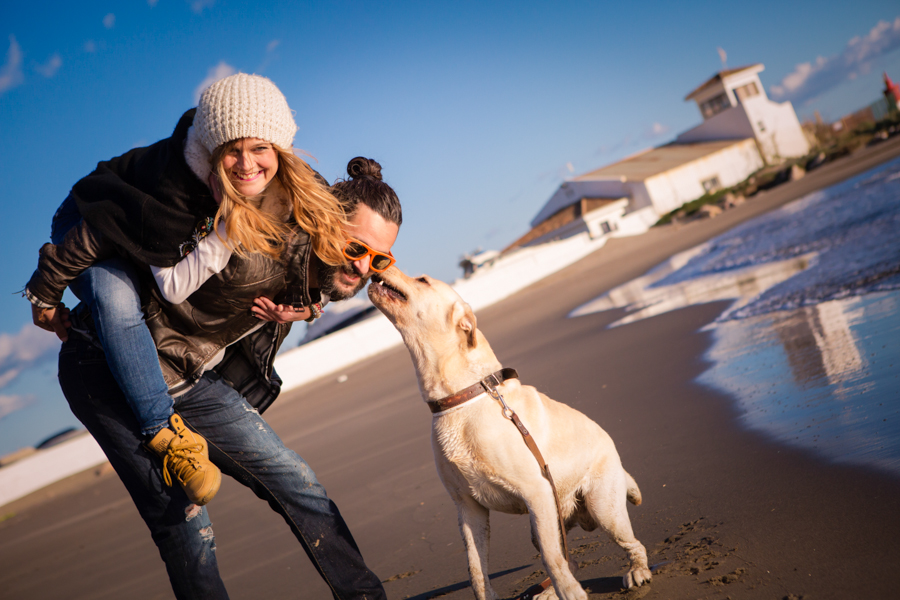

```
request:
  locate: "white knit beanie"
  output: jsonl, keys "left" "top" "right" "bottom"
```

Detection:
{"left": 193, "top": 73, "right": 297, "bottom": 152}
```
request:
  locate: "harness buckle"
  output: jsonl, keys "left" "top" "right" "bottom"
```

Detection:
{"left": 482, "top": 375, "right": 513, "bottom": 420}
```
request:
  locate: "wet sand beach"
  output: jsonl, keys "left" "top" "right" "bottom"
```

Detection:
{"left": 2, "top": 136, "right": 900, "bottom": 600}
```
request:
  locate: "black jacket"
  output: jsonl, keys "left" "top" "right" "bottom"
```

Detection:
{"left": 73, "top": 109, "right": 219, "bottom": 267}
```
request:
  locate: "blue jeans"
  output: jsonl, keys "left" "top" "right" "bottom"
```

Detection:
{"left": 52, "top": 194, "right": 173, "bottom": 436}
{"left": 59, "top": 335, "right": 386, "bottom": 600}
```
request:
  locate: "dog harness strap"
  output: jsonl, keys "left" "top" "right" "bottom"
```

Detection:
{"left": 426, "top": 368, "right": 519, "bottom": 413}
{"left": 473, "top": 372, "right": 572, "bottom": 573}
{"left": 508, "top": 411, "right": 572, "bottom": 563}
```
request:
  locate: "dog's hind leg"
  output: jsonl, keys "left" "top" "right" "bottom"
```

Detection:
{"left": 527, "top": 494, "right": 587, "bottom": 600}
{"left": 584, "top": 470, "right": 651, "bottom": 589}
{"left": 456, "top": 496, "right": 499, "bottom": 600}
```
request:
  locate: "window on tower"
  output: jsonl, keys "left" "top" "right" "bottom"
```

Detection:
{"left": 699, "top": 92, "right": 731, "bottom": 119}
{"left": 735, "top": 82, "right": 760, "bottom": 103}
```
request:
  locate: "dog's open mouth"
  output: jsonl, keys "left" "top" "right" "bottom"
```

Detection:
{"left": 369, "top": 275, "right": 407, "bottom": 302}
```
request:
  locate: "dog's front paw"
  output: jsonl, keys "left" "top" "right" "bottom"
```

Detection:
{"left": 623, "top": 566, "right": 652, "bottom": 589}
{"left": 541, "top": 583, "right": 590, "bottom": 600}
{"left": 535, "top": 585, "right": 588, "bottom": 600}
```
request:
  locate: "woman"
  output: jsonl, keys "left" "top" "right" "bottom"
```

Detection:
{"left": 27, "top": 74, "right": 350, "bottom": 507}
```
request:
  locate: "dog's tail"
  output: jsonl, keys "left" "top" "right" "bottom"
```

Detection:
{"left": 625, "top": 471, "right": 642, "bottom": 506}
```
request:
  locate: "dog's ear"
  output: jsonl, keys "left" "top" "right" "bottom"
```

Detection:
{"left": 457, "top": 303, "right": 477, "bottom": 349}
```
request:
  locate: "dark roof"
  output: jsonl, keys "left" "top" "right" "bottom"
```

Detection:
{"left": 684, "top": 64, "right": 763, "bottom": 101}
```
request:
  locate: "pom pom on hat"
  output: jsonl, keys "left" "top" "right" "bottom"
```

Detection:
{"left": 194, "top": 73, "right": 297, "bottom": 152}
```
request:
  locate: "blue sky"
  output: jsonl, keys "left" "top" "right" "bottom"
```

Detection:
{"left": 1, "top": 0, "right": 899, "bottom": 455}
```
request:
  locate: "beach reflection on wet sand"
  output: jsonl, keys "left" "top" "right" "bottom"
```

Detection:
{"left": 701, "top": 291, "right": 900, "bottom": 476}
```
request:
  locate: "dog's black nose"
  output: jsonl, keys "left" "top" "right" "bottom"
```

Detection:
{"left": 371, "top": 273, "right": 383, "bottom": 284}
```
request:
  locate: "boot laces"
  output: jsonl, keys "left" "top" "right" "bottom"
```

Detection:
{"left": 161, "top": 438, "right": 205, "bottom": 488}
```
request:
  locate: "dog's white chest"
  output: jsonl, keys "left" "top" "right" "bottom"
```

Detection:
{"left": 431, "top": 410, "right": 529, "bottom": 514}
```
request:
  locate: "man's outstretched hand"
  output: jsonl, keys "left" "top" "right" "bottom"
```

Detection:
{"left": 252, "top": 297, "right": 311, "bottom": 324}
{"left": 32, "top": 303, "right": 71, "bottom": 342}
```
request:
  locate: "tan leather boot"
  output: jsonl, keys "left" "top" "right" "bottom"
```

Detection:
{"left": 146, "top": 414, "right": 221, "bottom": 506}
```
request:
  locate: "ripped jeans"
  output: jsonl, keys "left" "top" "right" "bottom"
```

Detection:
{"left": 59, "top": 334, "right": 386, "bottom": 600}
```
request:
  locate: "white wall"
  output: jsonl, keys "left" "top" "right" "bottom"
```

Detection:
{"left": 584, "top": 200, "right": 628, "bottom": 238}
{"left": 0, "top": 433, "right": 108, "bottom": 508}
{"left": 614, "top": 205, "right": 658, "bottom": 236}
{"left": 743, "top": 97, "right": 810, "bottom": 161}
{"left": 623, "top": 180, "right": 653, "bottom": 212}
{"left": 643, "top": 139, "right": 763, "bottom": 214}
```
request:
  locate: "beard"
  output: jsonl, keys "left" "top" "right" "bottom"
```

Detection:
{"left": 318, "top": 262, "right": 370, "bottom": 301}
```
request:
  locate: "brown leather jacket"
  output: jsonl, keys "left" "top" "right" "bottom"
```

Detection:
{"left": 27, "top": 219, "right": 315, "bottom": 410}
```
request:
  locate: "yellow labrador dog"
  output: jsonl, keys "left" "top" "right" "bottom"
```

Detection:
{"left": 369, "top": 267, "right": 651, "bottom": 600}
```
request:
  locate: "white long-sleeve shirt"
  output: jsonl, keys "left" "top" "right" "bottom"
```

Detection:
{"left": 150, "top": 223, "right": 233, "bottom": 304}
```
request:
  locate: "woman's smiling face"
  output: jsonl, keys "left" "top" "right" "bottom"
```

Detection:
{"left": 221, "top": 138, "right": 279, "bottom": 197}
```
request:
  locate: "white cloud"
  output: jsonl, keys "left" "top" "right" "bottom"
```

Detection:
{"left": 148, "top": 0, "right": 159, "bottom": 6}
{"left": 0, "top": 394, "right": 35, "bottom": 421}
{"left": 0, "top": 35, "right": 24, "bottom": 95}
{"left": 190, "top": 0, "right": 216, "bottom": 14}
{"left": 103, "top": 13, "right": 116, "bottom": 29}
{"left": 193, "top": 61, "right": 236, "bottom": 103}
{"left": 84, "top": 40, "right": 96, "bottom": 53}
{"left": 771, "top": 16, "right": 900, "bottom": 105}
{"left": 257, "top": 39, "right": 282, "bottom": 72}
{"left": 645, "top": 122, "right": 670, "bottom": 139}
{"left": 35, "top": 53, "right": 62, "bottom": 78}
{"left": 0, "top": 368, "right": 20, "bottom": 389}
{"left": 0, "top": 325, "right": 60, "bottom": 389}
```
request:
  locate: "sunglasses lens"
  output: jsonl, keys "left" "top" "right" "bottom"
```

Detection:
{"left": 344, "top": 241, "right": 369, "bottom": 259}
{"left": 371, "top": 255, "right": 393, "bottom": 271}
{"left": 344, "top": 239, "right": 393, "bottom": 271}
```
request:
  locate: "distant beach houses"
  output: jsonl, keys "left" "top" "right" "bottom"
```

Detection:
{"left": 509, "top": 64, "right": 810, "bottom": 249}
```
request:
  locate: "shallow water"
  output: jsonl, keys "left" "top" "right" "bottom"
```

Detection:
{"left": 699, "top": 291, "right": 900, "bottom": 476}
{"left": 571, "top": 156, "right": 900, "bottom": 477}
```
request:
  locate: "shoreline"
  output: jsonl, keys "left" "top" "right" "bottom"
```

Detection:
{"left": 1, "top": 136, "right": 899, "bottom": 599}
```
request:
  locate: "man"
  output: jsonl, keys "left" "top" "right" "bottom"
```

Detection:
{"left": 48, "top": 162, "right": 401, "bottom": 600}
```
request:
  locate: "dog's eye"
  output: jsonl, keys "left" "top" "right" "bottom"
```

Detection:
{"left": 416, "top": 276, "right": 430, "bottom": 285}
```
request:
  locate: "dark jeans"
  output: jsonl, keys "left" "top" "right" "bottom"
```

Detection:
{"left": 59, "top": 335, "right": 385, "bottom": 600}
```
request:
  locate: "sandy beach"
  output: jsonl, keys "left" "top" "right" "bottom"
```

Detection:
{"left": 2, "top": 136, "right": 900, "bottom": 600}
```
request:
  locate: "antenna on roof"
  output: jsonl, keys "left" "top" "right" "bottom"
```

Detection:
{"left": 717, "top": 47, "right": 727, "bottom": 70}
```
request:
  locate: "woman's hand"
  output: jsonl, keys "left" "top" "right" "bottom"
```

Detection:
{"left": 252, "top": 297, "right": 311, "bottom": 324}
{"left": 32, "top": 303, "right": 71, "bottom": 342}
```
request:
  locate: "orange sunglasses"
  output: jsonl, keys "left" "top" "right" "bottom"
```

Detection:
{"left": 342, "top": 238, "right": 396, "bottom": 273}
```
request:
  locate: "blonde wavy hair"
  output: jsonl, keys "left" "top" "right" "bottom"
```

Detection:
{"left": 210, "top": 142, "right": 348, "bottom": 266}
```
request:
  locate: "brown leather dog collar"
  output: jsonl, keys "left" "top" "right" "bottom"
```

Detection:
{"left": 427, "top": 368, "right": 519, "bottom": 414}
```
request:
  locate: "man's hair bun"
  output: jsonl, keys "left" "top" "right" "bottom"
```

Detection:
{"left": 347, "top": 157, "right": 383, "bottom": 181}
{"left": 332, "top": 156, "right": 402, "bottom": 226}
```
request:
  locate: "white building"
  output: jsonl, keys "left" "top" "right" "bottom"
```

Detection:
{"left": 515, "top": 63, "right": 807, "bottom": 248}
{"left": 677, "top": 64, "right": 810, "bottom": 163}
{"left": 524, "top": 138, "right": 763, "bottom": 244}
